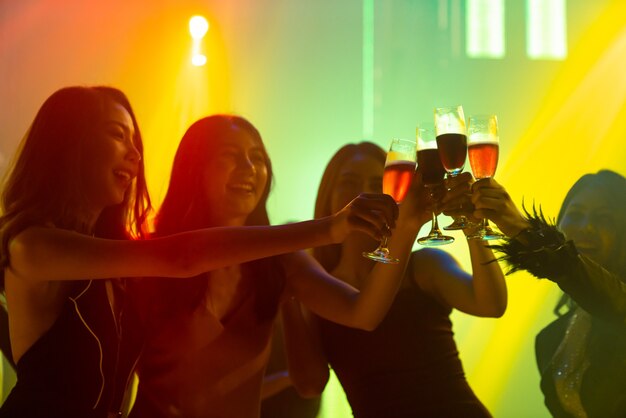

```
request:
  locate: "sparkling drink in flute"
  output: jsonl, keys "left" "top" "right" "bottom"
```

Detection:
{"left": 466, "top": 114, "right": 504, "bottom": 240}
{"left": 363, "top": 138, "right": 417, "bottom": 264}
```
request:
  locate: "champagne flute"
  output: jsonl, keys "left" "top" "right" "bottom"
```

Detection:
{"left": 363, "top": 138, "right": 417, "bottom": 264}
{"left": 416, "top": 125, "right": 454, "bottom": 246}
{"left": 434, "top": 105, "right": 469, "bottom": 230}
{"left": 466, "top": 114, "right": 504, "bottom": 240}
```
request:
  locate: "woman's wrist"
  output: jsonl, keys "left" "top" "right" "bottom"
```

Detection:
{"left": 507, "top": 220, "right": 533, "bottom": 241}
{"left": 396, "top": 210, "right": 426, "bottom": 235}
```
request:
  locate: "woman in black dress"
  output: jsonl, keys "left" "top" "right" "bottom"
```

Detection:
{"left": 0, "top": 88, "right": 393, "bottom": 418}
{"left": 285, "top": 142, "right": 507, "bottom": 417}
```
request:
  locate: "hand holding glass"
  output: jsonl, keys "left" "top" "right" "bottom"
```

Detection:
{"left": 363, "top": 138, "right": 416, "bottom": 264}
{"left": 416, "top": 126, "right": 454, "bottom": 246}
{"left": 466, "top": 115, "right": 504, "bottom": 240}
{"left": 434, "top": 105, "right": 470, "bottom": 230}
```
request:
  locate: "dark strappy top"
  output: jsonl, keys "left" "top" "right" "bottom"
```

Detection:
{"left": 0, "top": 280, "right": 143, "bottom": 418}
{"left": 317, "top": 260, "right": 491, "bottom": 418}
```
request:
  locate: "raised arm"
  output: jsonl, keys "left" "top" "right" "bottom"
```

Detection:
{"left": 469, "top": 177, "right": 625, "bottom": 324}
{"left": 494, "top": 218, "right": 626, "bottom": 325}
{"left": 282, "top": 172, "right": 429, "bottom": 331}
{"left": 7, "top": 193, "right": 397, "bottom": 283}
{"left": 466, "top": 177, "right": 531, "bottom": 237}
{"left": 409, "top": 246, "right": 507, "bottom": 318}
{"left": 431, "top": 173, "right": 507, "bottom": 317}
{"left": 561, "top": 255, "right": 626, "bottom": 325}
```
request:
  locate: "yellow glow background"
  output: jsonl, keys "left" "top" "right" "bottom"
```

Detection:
{"left": 1, "top": 1, "right": 625, "bottom": 417}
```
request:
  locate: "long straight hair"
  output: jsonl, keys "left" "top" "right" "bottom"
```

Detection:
{"left": 554, "top": 169, "right": 626, "bottom": 315}
{"left": 313, "top": 142, "right": 386, "bottom": 271}
{"left": 149, "top": 115, "right": 283, "bottom": 320}
{"left": 0, "top": 86, "right": 151, "bottom": 289}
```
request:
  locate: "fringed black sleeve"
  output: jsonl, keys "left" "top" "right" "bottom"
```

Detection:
{"left": 489, "top": 204, "right": 579, "bottom": 280}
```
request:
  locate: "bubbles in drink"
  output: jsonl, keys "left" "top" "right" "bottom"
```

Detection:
{"left": 383, "top": 160, "right": 415, "bottom": 203}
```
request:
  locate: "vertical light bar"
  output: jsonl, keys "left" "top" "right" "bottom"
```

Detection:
{"left": 438, "top": 0, "right": 449, "bottom": 30}
{"left": 526, "top": 0, "right": 567, "bottom": 59}
{"left": 450, "top": 0, "right": 463, "bottom": 57}
{"left": 362, "top": 0, "right": 374, "bottom": 140}
{"left": 466, "top": 0, "right": 505, "bottom": 58}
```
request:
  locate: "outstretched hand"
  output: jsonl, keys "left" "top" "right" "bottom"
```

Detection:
{"left": 329, "top": 193, "right": 399, "bottom": 243}
{"left": 470, "top": 178, "right": 530, "bottom": 237}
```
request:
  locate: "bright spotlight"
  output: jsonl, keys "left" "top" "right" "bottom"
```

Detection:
{"left": 191, "top": 53, "right": 207, "bottom": 66}
{"left": 189, "top": 16, "right": 209, "bottom": 40}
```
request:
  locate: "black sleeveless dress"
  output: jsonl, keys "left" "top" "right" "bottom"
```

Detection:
{"left": 0, "top": 280, "right": 144, "bottom": 418}
{"left": 318, "top": 264, "right": 491, "bottom": 418}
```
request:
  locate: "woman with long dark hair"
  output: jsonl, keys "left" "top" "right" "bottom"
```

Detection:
{"left": 0, "top": 88, "right": 394, "bottom": 418}
{"left": 129, "top": 117, "right": 423, "bottom": 418}
{"left": 470, "top": 170, "right": 626, "bottom": 417}
{"left": 294, "top": 142, "right": 506, "bottom": 417}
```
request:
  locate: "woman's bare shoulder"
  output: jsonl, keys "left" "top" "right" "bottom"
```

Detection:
{"left": 411, "top": 247, "right": 454, "bottom": 267}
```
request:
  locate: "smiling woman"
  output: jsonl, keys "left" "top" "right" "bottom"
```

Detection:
{"left": 469, "top": 171, "right": 626, "bottom": 418}
{"left": 152, "top": 115, "right": 273, "bottom": 235}
{"left": 127, "top": 116, "right": 422, "bottom": 418}
{"left": 0, "top": 89, "right": 399, "bottom": 418}
{"left": 80, "top": 96, "right": 141, "bottom": 214}
{"left": 557, "top": 186, "right": 618, "bottom": 267}
{"left": 0, "top": 86, "right": 151, "bottom": 418}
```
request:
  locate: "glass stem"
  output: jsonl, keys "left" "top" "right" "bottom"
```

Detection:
{"left": 379, "top": 235, "right": 389, "bottom": 251}
{"left": 427, "top": 187, "right": 440, "bottom": 233}
{"left": 431, "top": 211, "right": 440, "bottom": 233}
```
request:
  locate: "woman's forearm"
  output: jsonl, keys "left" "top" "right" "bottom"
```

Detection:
{"left": 466, "top": 239, "right": 508, "bottom": 317}
{"left": 492, "top": 215, "right": 626, "bottom": 324}
{"left": 349, "top": 226, "right": 418, "bottom": 330}
{"left": 557, "top": 256, "right": 626, "bottom": 325}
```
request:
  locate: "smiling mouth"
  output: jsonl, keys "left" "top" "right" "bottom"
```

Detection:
{"left": 114, "top": 170, "right": 132, "bottom": 181}
{"left": 227, "top": 183, "right": 255, "bottom": 193}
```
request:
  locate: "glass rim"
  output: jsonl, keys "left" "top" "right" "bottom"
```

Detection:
{"left": 467, "top": 114, "right": 499, "bottom": 141}
{"left": 416, "top": 136, "right": 437, "bottom": 151}
{"left": 390, "top": 138, "right": 417, "bottom": 145}
{"left": 435, "top": 104, "right": 463, "bottom": 109}
{"left": 434, "top": 104, "right": 464, "bottom": 112}
{"left": 468, "top": 114, "right": 498, "bottom": 120}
